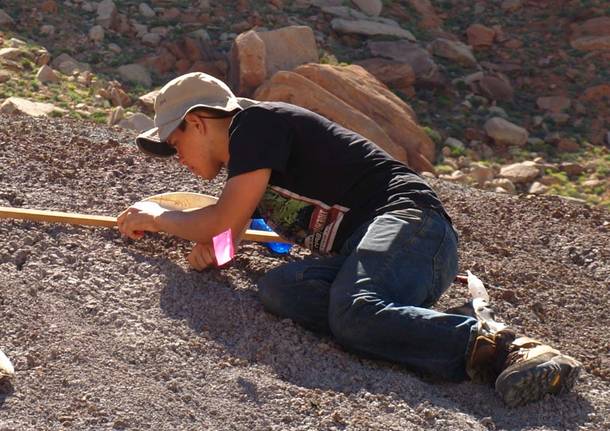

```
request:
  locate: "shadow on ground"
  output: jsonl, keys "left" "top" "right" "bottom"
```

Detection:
{"left": 146, "top": 255, "right": 594, "bottom": 430}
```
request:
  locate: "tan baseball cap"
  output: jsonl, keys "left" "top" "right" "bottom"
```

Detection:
{"left": 136, "top": 72, "right": 258, "bottom": 157}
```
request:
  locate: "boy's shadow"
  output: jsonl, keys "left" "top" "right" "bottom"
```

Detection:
{"left": 126, "top": 240, "right": 594, "bottom": 430}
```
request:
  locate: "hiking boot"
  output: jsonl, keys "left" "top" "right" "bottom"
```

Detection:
{"left": 466, "top": 328, "right": 582, "bottom": 407}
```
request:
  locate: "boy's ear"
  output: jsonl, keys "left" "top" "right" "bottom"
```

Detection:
{"left": 184, "top": 112, "right": 201, "bottom": 125}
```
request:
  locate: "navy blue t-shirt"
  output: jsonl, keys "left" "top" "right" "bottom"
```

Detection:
{"left": 227, "top": 102, "right": 450, "bottom": 254}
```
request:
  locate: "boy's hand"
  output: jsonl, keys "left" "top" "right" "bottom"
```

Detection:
{"left": 188, "top": 242, "right": 216, "bottom": 271}
{"left": 117, "top": 201, "right": 166, "bottom": 240}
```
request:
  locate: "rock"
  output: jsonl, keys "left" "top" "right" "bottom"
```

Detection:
{"left": 559, "top": 162, "right": 585, "bottom": 177}
{"left": 293, "top": 63, "right": 435, "bottom": 171}
{"left": 582, "top": 84, "right": 610, "bottom": 102}
{"left": 352, "top": 0, "right": 383, "bottom": 17}
{"left": 537, "top": 96, "right": 571, "bottom": 113}
{"left": 488, "top": 178, "right": 516, "bottom": 193}
{"left": 0, "top": 97, "right": 65, "bottom": 117}
{"left": 0, "top": 48, "right": 26, "bottom": 61}
{"left": 440, "top": 170, "right": 469, "bottom": 184}
{"left": 321, "top": 6, "right": 396, "bottom": 25}
{"left": 40, "top": 0, "right": 59, "bottom": 13}
{"left": 97, "top": 0, "right": 117, "bottom": 28}
{"left": 229, "top": 30, "right": 266, "bottom": 96}
{"left": 254, "top": 70, "right": 408, "bottom": 164}
{"left": 256, "top": 26, "right": 319, "bottom": 78}
{"left": 407, "top": 0, "right": 442, "bottom": 29}
{"left": 368, "top": 40, "right": 442, "bottom": 86}
{"left": 499, "top": 161, "right": 541, "bottom": 184}
{"left": 431, "top": 38, "right": 477, "bottom": 67}
{"left": 570, "top": 36, "right": 610, "bottom": 51}
{"left": 41, "top": 25, "right": 55, "bottom": 35}
{"left": 142, "top": 33, "right": 162, "bottom": 46}
{"left": 444, "top": 137, "right": 465, "bottom": 150}
{"left": 9, "top": 38, "right": 26, "bottom": 48}
{"left": 484, "top": 117, "right": 528, "bottom": 147}
{"left": 528, "top": 182, "right": 548, "bottom": 195}
{"left": 582, "top": 179, "right": 605, "bottom": 188}
{"left": 556, "top": 138, "right": 580, "bottom": 153}
{"left": 354, "top": 58, "right": 415, "bottom": 92}
{"left": 470, "top": 163, "right": 495, "bottom": 186}
{"left": 501, "top": 0, "right": 522, "bottom": 12}
{"left": 466, "top": 24, "right": 495, "bottom": 48}
{"left": 36, "top": 65, "right": 59, "bottom": 84}
{"left": 107, "top": 106, "right": 125, "bottom": 126}
{"left": 118, "top": 113, "right": 154, "bottom": 132}
{"left": 109, "top": 86, "right": 131, "bottom": 107}
{"left": 89, "top": 25, "right": 105, "bottom": 43}
{"left": 570, "top": 16, "right": 610, "bottom": 38}
{"left": 139, "top": 3, "right": 156, "bottom": 18}
{"left": 477, "top": 74, "right": 513, "bottom": 102}
{"left": 138, "top": 89, "right": 160, "bottom": 113}
{"left": 108, "top": 43, "right": 122, "bottom": 53}
{"left": 0, "top": 9, "right": 15, "bottom": 27}
{"left": 117, "top": 64, "right": 152, "bottom": 87}
{"left": 331, "top": 18, "right": 416, "bottom": 40}
{"left": 51, "top": 53, "right": 90, "bottom": 75}
{"left": 0, "top": 71, "right": 10, "bottom": 83}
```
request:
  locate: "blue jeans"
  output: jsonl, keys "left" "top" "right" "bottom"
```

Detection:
{"left": 257, "top": 208, "right": 478, "bottom": 381}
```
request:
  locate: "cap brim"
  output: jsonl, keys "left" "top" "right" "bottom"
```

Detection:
{"left": 135, "top": 123, "right": 179, "bottom": 158}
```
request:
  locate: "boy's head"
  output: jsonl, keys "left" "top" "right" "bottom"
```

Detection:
{"left": 136, "top": 72, "right": 257, "bottom": 158}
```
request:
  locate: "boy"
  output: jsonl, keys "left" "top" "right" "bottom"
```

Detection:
{"left": 117, "top": 72, "right": 581, "bottom": 407}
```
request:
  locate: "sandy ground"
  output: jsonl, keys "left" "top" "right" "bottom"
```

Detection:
{"left": 0, "top": 114, "right": 608, "bottom": 430}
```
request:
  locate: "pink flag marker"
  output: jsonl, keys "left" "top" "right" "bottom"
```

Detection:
{"left": 212, "top": 228, "right": 235, "bottom": 266}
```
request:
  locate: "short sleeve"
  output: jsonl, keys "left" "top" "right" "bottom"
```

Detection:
{"left": 227, "top": 107, "right": 292, "bottom": 179}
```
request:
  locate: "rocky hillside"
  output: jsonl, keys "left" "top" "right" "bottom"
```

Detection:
{"left": 0, "top": 0, "right": 608, "bottom": 207}
{"left": 0, "top": 113, "right": 608, "bottom": 430}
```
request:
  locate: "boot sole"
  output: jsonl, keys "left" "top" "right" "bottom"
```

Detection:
{"left": 495, "top": 352, "right": 581, "bottom": 407}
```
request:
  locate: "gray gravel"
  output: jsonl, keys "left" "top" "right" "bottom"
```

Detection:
{"left": 0, "top": 114, "right": 608, "bottom": 430}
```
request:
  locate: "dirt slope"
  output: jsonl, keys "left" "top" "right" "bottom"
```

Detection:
{"left": 0, "top": 113, "right": 608, "bottom": 430}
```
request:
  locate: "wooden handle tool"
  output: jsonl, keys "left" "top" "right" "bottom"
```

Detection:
{"left": 0, "top": 206, "right": 290, "bottom": 244}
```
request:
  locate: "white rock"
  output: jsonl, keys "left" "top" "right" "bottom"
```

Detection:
{"left": 118, "top": 112, "right": 154, "bottom": 132}
{"left": 117, "top": 64, "right": 152, "bottom": 87}
{"left": 0, "top": 349, "right": 14, "bottom": 380}
{"left": 499, "top": 161, "right": 541, "bottom": 184}
{"left": 484, "top": 117, "right": 528, "bottom": 146}
{"left": 89, "top": 25, "right": 105, "bottom": 43}
{"left": 488, "top": 178, "right": 516, "bottom": 193}
{"left": 0, "top": 97, "right": 66, "bottom": 117}
{"left": 9, "top": 38, "right": 27, "bottom": 48}
{"left": 528, "top": 181, "right": 548, "bottom": 195}
{"left": 139, "top": 3, "right": 156, "bottom": 18}
{"left": 36, "top": 65, "right": 60, "bottom": 84}
{"left": 0, "top": 48, "right": 26, "bottom": 61}
{"left": 470, "top": 162, "right": 494, "bottom": 186}
{"left": 331, "top": 18, "right": 416, "bottom": 40}
{"left": 0, "top": 9, "right": 15, "bottom": 27}
{"left": 352, "top": 0, "right": 383, "bottom": 16}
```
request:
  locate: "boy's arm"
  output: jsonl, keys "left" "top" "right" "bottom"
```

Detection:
{"left": 155, "top": 168, "right": 271, "bottom": 244}
{"left": 116, "top": 168, "right": 271, "bottom": 244}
